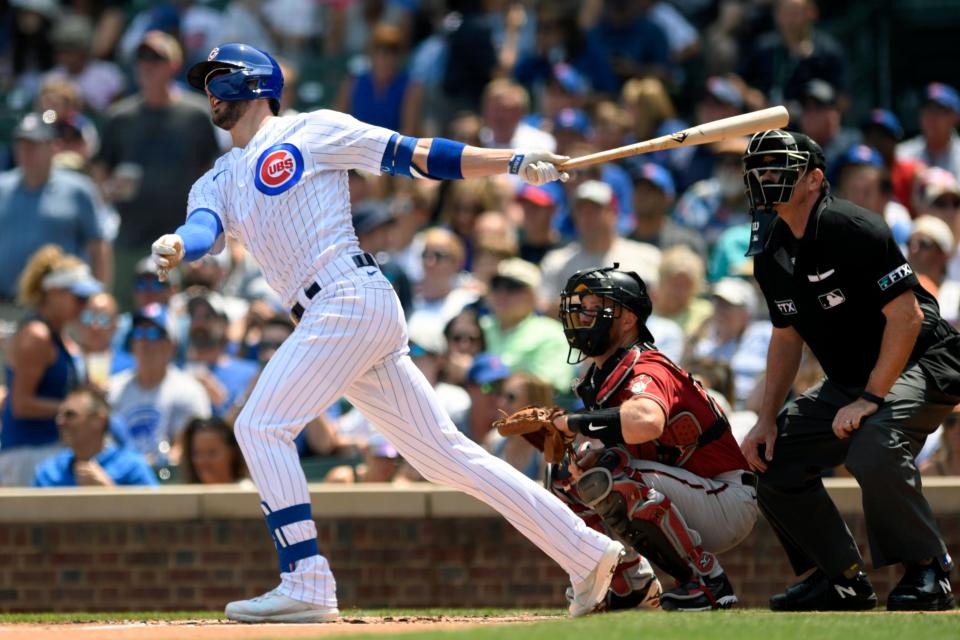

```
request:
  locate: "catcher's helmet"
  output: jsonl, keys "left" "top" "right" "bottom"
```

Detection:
{"left": 187, "top": 43, "right": 283, "bottom": 103}
{"left": 559, "top": 264, "right": 655, "bottom": 364}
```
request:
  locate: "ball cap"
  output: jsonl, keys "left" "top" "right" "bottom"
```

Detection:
{"left": 467, "top": 353, "right": 511, "bottom": 385}
{"left": 13, "top": 112, "right": 56, "bottom": 143}
{"left": 517, "top": 184, "right": 556, "bottom": 208}
{"left": 839, "top": 144, "right": 884, "bottom": 169}
{"left": 351, "top": 199, "right": 395, "bottom": 236}
{"left": 492, "top": 258, "right": 542, "bottom": 290}
{"left": 704, "top": 76, "right": 744, "bottom": 109}
{"left": 924, "top": 82, "right": 960, "bottom": 113}
{"left": 41, "top": 264, "right": 103, "bottom": 298}
{"left": 711, "top": 277, "right": 758, "bottom": 314}
{"left": 801, "top": 79, "right": 838, "bottom": 107}
{"left": 629, "top": 162, "right": 675, "bottom": 198}
{"left": 911, "top": 215, "right": 955, "bottom": 254}
{"left": 575, "top": 180, "right": 614, "bottom": 207}
{"left": 131, "top": 302, "right": 174, "bottom": 339}
{"left": 861, "top": 108, "right": 904, "bottom": 140}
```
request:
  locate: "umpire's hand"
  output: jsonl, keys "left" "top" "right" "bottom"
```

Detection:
{"left": 151, "top": 233, "right": 185, "bottom": 282}
{"left": 741, "top": 418, "right": 777, "bottom": 473}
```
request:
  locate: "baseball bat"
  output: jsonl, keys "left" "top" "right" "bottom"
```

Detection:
{"left": 558, "top": 106, "right": 789, "bottom": 171}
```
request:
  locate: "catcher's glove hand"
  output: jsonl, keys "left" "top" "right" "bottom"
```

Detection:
{"left": 494, "top": 405, "right": 573, "bottom": 465}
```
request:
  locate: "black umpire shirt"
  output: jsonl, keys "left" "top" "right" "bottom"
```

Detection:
{"left": 754, "top": 194, "right": 960, "bottom": 391}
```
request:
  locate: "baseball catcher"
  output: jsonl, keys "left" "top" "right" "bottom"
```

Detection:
{"left": 508, "top": 265, "right": 759, "bottom": 612}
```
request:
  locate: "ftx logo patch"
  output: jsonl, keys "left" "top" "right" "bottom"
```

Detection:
{"left": 819, "top": 289, "right": 846, "bottom": 309}
{"left": 775, "top": 299, "right": 798, "bottom": 315}
{"left": 878, "top": 263, "right": 913, "bottom": 290}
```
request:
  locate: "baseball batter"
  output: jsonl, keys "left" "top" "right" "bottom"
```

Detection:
{"left": 151, "top": 43, "right": 623, "bottom": 623}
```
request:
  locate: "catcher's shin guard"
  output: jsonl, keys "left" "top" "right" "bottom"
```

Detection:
{"left": 574, "top": 467, "right": 716, "bottom": 583}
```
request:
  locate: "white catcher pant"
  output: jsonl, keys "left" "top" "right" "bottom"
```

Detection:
{"left": 234, "top": 254, "right": 611, "bottom": 606}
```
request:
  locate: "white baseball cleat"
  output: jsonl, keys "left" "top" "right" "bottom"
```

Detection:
{"left": 568, "top": 540, "right": 626, "bottom": 617}
{"left": 225, "top": 587, "right": 339, "bottom": 623}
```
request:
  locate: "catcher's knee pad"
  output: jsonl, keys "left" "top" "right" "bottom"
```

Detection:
{"left": 627, "top": 489, "right": 717, "bottom": 583}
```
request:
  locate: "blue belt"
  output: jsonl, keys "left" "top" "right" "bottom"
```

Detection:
{"left": 290, "top": 253, "right": 378, "bottom": 323}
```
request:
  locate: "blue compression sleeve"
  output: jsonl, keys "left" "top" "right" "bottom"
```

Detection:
{"left": 175, "top": 208, "right": 223, "bottom": 261}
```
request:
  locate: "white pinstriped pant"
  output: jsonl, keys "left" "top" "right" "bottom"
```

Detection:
{"left": 234, "top": 254, "right": 611, "bottom": 606}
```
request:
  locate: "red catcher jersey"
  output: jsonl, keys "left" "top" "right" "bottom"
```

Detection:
{"left": 603, "top": 349, "right": 749, "bottom": 478}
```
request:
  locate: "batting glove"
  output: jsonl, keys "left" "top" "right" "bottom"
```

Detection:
{"left": 151, "top": 233, "right": 184, "bottom": 282}
{"left": 509, "top": 150, "right": 570, "bottom": 186}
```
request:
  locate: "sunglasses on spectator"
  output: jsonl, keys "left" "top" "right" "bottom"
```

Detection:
{"left": 500, "top": 391, "right": 520, "bottom": 403}
{"left": 131, "top": 326, "right": 167, "bottom": 341}
{"left": 422, "top": 249, "right": 453, "bottom": 261}
{"left": 135, "top": 278, "right": 169, "bottom": 292}
{"left": 931, "top": 196, "right": 960, "bottom": 209}
{"left": 908, "top": 237, "right": 940, "bottom": 253}
{"left": 80, "top": 309, "right": 113, "bottom": 328}
{"left": 449, "top": 332, "right": 482, "bottom": 346}
{"left": 57, "top": 408, "right": 93, "bottom": 420}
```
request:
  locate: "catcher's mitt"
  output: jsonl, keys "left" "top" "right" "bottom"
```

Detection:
{"left": 494, "top": 405, "right": 572, "bottom": 464}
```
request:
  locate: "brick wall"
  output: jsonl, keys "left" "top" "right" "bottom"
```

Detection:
{"left": 1, "top": 510, "right": 958, "bottom": 612}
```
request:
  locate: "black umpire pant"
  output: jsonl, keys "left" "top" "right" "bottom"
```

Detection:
{"left": 758, "top": 363, "right": 958, "bottom": 578}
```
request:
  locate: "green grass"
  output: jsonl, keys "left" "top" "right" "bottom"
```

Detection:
{"left": 0, "top": 608, "right": 956, "bottom": 640}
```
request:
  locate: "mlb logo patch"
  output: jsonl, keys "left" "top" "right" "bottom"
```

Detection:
{"left": 818, "top": 289, "right": 846, "bottom": 309}
{"left": 255, "top": 143, "right": 304, "bottom": 195}
{"left": 775, "top": 299, "right": 798, "bottom": 315}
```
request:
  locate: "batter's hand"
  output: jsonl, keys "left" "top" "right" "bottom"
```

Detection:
{"left": 151, "top": 233, "right": 184, "bottom": 282}
{"left": 741, "top": 418, "right": 777, "bottom": 473}
{"left": 832, "top": 398, "right": 879, "bottom": 440}
{"left": 510, "top": 150, "right": 570, "bottom": 185}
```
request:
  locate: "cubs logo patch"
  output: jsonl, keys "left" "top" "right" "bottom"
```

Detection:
{"left": 208, "top": 47, "right": 219, "bottom": 61}
{"left": 255, "top": 143, "right": 304, "bottom": 195}
{"left": 631, "top": 374, "right": 653, "bottom": 395}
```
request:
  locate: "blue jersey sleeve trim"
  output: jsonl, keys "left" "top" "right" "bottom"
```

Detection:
{"left": 177, "top": 208, "right": 223, "bottom": 261}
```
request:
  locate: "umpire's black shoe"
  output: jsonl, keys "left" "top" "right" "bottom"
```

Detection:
{"left": 770, "top": 570, "right": 877, "bottom": 611}
{"left": 660, "top": 572, "right": 737, "bottom": 612}
{"left": 887, "top": 556, "right": 956, "bottom": 611}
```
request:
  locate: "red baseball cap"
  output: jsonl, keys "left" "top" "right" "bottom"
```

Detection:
{"left": 517, "top": 185, "right": 556, "bottom": 207}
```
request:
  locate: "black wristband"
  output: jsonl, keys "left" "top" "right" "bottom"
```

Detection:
{"left": 860, "top": 391, "right": 885, "bottom": 407}
{"left": 567, "top": 407, "right": 624, "bottom": 446}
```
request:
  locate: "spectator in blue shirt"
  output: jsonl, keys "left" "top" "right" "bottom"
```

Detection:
{"left": 583, "top": 0, "right": 671, "bottom": 92}
{"left": 34, "top": 386, "right": 157, "bottom": 487}
{"left": 0, "top": 112, "right": 111, "bottom": 301}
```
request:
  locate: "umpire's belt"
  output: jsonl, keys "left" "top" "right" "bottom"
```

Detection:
{"left": 290, "top": 253, "right": 379, "bottom": 323}
{"left": 740, "top": 471, "right": 758, "bottom": 491}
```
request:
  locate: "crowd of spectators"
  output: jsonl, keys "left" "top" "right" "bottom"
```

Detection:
{"left": 1, "top": 0, "right": 959, "bottom": 487}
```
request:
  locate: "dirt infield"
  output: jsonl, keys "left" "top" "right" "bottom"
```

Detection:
{"left": 0, "top": 614, "right": 553, "bottom": 640}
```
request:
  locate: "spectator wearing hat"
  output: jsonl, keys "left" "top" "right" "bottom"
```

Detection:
{"left": 108, "top": 303, "right": 212, "bottom": 466}
{"left": 687, "top": 277, "right": 772, "bottom": 408}
{"left": 111, "top": 255, "right": 181, "bottom": 354}
{"left": 92, "top": 30, "right": 220, "bottom": 311}
{"left": 861, "top": 109, "right": 924, "bottom": 216}
{"left": 0, "top": 245, "right": 102, "bottom": 486}
{"left": 34, "top": 386, "right": 157, "bottom": 487}
{"left": 551, "top": 107, "right": 634, "bottom": 236}
{"left": 540, "top": 180, "right": 661, "bottom": 318}
{"left": 834, "top": 144, "right": 912, "bottom": 244}
{"left": 675, "top": 136, "right": 753, "bottom": 254}
{"left": 353, "top": 199, "right": 413, "bottom": 315}
{"left": 516, "top": 185, "right": 564, "bottom": 265}
{"left": 897, "top": 83, "right": 960, "bottom": 180}
{"left": 629, "top": 162, "right": 706, "bottom": 259}
{"left": 0, "top": 112, "right": 112, "bottom": 306}
{"left": 678, "top": 76, "right": 746, "bottom": 190}
{"left": 464, "top": 352, "right": 511, "bottom": 443}
{"left": 481, "top": 258, "right": 574, "bottom": 394}
{"left": 797, "top": 79, "right": 861, "bottom": 169}
{"left": 908, "top": 216, "right": 959, "bottom": 324}
{"left": 737, "top": 0, "right": 848, "bottom": 105}
{"left": 43, "top": 14, "right": 124, "bottom": 113}
{"left": 184, "top": 296, "right": 259, "bottom": 419}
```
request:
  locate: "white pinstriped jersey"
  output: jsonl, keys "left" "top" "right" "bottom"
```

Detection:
{"left": 187, "top": 110, "right": 395, "bottom": 306}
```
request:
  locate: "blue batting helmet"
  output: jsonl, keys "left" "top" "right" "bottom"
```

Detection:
{"left": 187, "top": 43, "right": 283, "bottom": 102}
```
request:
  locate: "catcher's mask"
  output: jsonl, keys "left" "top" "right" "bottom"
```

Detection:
{"left": 743, "top": 129, "right": 826, "bottom": 256}
{"left": 559, "top": 264, "right": 654, "bottom": 364}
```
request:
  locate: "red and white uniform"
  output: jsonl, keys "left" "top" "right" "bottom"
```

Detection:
{"left": 568, "top": 347, "right": 757, "bottom": 554}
